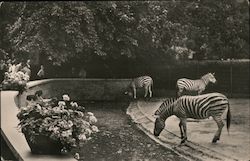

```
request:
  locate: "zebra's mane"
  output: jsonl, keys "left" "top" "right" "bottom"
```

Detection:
{"left": 154, "top": 98, "right": 176, "bottom": 116}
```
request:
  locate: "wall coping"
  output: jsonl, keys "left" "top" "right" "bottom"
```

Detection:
{"left": 27, "top": 78, "right": 132, "bottom": 88}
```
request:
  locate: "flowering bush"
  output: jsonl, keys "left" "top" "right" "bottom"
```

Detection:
{"left": 17, "top": 94, "right": 99, "bottom": 152}
{"left": 2, "top": 71, "right": 29, "bottom": 92}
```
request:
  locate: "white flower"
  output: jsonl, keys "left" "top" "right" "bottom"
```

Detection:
{"left": 20, "top": 107, "right": 28, "bottom": 111}
{"left": 23, "top": 75, "right": 30, "bottom": 81}
{"left": 58, "top": 101, "right": 66, "bottom": 107}
{"left": 81, "top": 120, "right": 90, "bottom": 127}
{"left": 36, "top": 104, "right": 42, "bottom": 110}
{"left": 89, "top": 115, "right": 97, "bottom": 125}
{"left": 62, "top": 94, "right": 70, "bottom": 101}
{"left": 61, "top": 130, "right": 72, "bottom": 137}
{"left": 68, "top": 120, "right": 73, "bottom": 127}
{"left": 85, "top": 128, "right": 92, "bottom": 135}
{"left": 87, "top": 112, "right": 94, "bottom": 116}
{"left": 72, "top": 102, "right": 78, "bottom": 107}
{"left": 53, "top": 106, "right": 61, "bottom": 112}
{"left": 70, "top": 102, "right": 78, "bottom": 107}
{"left": 78, "top": 134, "right": 87, "bottom": 141}
{"left": 74, "top": 153, "right": 80, "bottom": 160}
{"left": 53, "top": 127, "right": 59, "bottom": 133}
{"left": 91, "top": 125, "right": 99, "bottom": 132}
{"left": 18, "top": 80, "right": 23, "bottom": 85}
{"left": 77, "top": 111, "right": 84, "bottom": 117}
{"left": 61, "top": 147, "right": 68, "bottom": 154}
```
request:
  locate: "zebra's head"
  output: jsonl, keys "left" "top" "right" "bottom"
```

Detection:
{"left": 202, "top": 72, "right": 216, "bottom": 84}
{"left": 154, "top": 117, "right": 165, "bottom": 136}
{"left": 153, "top": 99, "right": 175, "bottom": 137}
{"left": 208, "top": 72, "right": 216, "bottom": 83}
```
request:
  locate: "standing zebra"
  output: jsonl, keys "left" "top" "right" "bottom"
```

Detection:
{"left": 176, "top": 73, "right": 216, "bottom": 97}
{"left": 125, "top": 76, "right": 153, "bottom": 99}
{"left": 153, "top": 93, "right": 231, "bottom": 144}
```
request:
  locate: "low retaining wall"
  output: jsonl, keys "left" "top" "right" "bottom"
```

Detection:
{"left": 18, "top": 78, "right": 132, "bottom": 107}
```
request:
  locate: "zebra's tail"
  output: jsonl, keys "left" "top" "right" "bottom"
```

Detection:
{"left": 226, "top": 102, "right": 231, "bottom": 135}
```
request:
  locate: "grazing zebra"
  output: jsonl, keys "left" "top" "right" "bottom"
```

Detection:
{"left": 153, "top": 93, "right": 231, "bottom": 144}
{"left": 125, "top": 76, "right": 153, "bottom": 99}
{"left": 176, "top": 73, "right": 216, "bottom": 97}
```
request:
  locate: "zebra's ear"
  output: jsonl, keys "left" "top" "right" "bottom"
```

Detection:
{"left": 212, "top": 72, "right": 215, "bottom": 76}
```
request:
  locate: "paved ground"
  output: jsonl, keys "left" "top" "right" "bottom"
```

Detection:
{"left": 127, "top": 98, "right": 250, "bottom": 161}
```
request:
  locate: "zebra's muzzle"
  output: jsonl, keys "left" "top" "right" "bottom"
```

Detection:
{"left": 152, "top": 114, "right": 160, "bottom": 118}
{"left": 154, "top": 131, "right": 160, "bottom": 137}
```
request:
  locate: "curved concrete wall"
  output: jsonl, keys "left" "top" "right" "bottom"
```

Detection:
{"left": 18, "top": 78, "right": 132, "bottom": 107}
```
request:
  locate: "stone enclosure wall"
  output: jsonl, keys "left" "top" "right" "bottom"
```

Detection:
{"left": 18, "top": 79, "right": 132, "bottom": 107}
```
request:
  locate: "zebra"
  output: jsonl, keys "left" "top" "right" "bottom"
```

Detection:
{"left": 153, "top": 92, "right": 231, "bottom": 144}
{"left": 176, "top": 73, "right": 216, "bottom": 97}
{"left": 124, "top": 76, "right": 153, "bottom": 99}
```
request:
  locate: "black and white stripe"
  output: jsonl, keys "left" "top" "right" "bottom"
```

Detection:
{"left": 154, "top": 93, "right": 231, "bottom": 143}
{"left": 176, "top": 73, "right": 216, "bottom": 97}
{"left": 154, "top": 98, "right": 176, "bottom": 116}
{"left": 125, "top": 76, "right": 153, "bottom": 99}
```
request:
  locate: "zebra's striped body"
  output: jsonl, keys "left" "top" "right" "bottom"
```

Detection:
{"left": 176, "top": 73, "right": 216, "bottom": 97}
{"left": 154, "top": 93, "right": 231, "bottom": 143}
{"left": 125, "top": 76, "right": 153, "bottom": 99}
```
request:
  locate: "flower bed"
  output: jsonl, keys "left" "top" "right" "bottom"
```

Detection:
{"left": 17, "top": 94, "right": 99, "bottom": 157}
{"left": 2, "top": 71, "right": 29, "bottom": 92}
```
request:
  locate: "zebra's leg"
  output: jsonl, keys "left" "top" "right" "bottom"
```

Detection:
{"left": 179, "top": 121, "right": 184, "bottom": 139}
{"left": 180, "top": 118, "right": 187, "bottom": 144}
{"left": 212, "top": 116, "right": 224, "bottom": 143}
{"left": 133, "top": 88, "right": 137, "bottom": 99}
{"left": 149, "top": 84, "right": 152, "bottom": 98}
{"left": 144, "top": 86, "right": 148, "bottom": 98}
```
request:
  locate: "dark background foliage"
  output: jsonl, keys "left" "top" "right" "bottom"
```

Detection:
{"left": 0, "top": 1, "right": 249, "bottom": 85}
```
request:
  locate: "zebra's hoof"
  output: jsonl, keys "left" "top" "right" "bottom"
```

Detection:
{"left": 181, "top": 138, "right": 186, "bottom": 144}
{"left": 212, "top": 138, "right": 219, "bottom": 143}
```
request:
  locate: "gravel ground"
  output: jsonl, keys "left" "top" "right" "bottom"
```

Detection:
{"left": 73, "top": 102, "right": 187, "bottom": 161}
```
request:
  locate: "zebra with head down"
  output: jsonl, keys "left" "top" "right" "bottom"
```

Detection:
{"left": 176, "top": 72, "right": 216, "bottom": 97}
{"left": 153, "top": 93, "right": 231, "bottom": 144}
